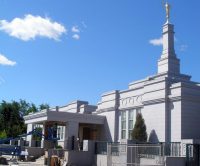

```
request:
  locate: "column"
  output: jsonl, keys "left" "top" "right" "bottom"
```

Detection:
{"left": 41, "top": 123, "right": 45, "bottom": 148}
{"left": 64, "top": 121, "right": 79, "bottom": 150}
{"left": 26, "top": 123, "right": 34, "bottom": 147}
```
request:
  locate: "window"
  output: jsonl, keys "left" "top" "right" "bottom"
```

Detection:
{"left": 33, "top": 124, "right": 42, "bottom": 129}
{"left": 136, "top": 108, "right": 141, "bottom": 114}
{"left": 57, "top": 126, "right": 64, "bottom": 140}
{"left": 121, "top": 111, "right": 126, "bottom": 139}
{"left": 121, "top": 108, "right": 142, "bottom": 139}
{"left": 128, "top": 110, "right": 134, "bottom": 139}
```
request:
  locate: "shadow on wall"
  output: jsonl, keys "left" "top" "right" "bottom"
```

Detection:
{"left": 148, "top": 130, "right": 159, "bottom": 143}
{"left": 101, "top": 119, "right": 112, "bottom": 141}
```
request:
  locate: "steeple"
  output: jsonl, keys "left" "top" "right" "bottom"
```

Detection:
{"left": 158, "top": 2, "right": 180, "bottom": 75}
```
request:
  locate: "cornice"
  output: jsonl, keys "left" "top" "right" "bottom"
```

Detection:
{"left": 95, "top": 107, "right": 116, "bottom": 114}
{"left": 24, "top": 110, "right": 48, "bottom": 120}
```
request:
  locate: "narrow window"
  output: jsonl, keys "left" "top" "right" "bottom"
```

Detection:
{"left": 128, "top": 110, "right": 134, "bottom": 139}
{"left": 57, "top": 126, "right": 61, "bottom": 139}
{"left": 60, "top": 126, "right": 64, "bottom": 140}
{"left": 121, "top": 111, "right": 126, "bottom": 139}
{"left": 136, "top": 108, "right": 141, "bottom": 114}
{"left": 57, "top": 126, "right": 65, "bottom": 140}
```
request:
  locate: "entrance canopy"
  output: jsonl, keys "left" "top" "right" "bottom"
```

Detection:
{"left": 24, "top": 109, "right": 105, "bottom": 125}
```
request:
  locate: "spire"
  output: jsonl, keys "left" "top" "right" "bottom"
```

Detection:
{"left": 157, "top": 2, "right": 180, "bottom": 75}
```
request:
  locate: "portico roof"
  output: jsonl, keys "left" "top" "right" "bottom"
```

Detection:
{"left": 24, "top": 109, "right": 105, "bottom": 124}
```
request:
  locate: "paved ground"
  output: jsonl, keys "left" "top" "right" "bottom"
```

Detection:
{"left": 2, "top": 155, "right": 45, "bottom": 166}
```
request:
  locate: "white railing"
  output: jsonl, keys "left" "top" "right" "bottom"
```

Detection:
{"left": 107, "top": 144, "right": 165, "bottom": 166}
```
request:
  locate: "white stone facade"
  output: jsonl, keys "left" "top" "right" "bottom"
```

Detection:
{"left": 96, "top": 21, "right": 200, "bottom": 143}
{"left": 24, "top": 20, "right": 200, "bottom": 147}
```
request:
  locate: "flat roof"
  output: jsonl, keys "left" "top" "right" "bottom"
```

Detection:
{"left": 24, "top": 110, "right": 105, "bottom": 125}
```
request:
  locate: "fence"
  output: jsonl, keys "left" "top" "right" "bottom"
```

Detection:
{"left": 107, "top": 143, "right": 165, "bottom": 166}
{"left": 95, "top": 142, "right": 181, "bottom": 157}
{"left": 161, "top": 142, "right": 181, "bottom": 157}
{"left": 95, "top": 141, "right": 109, "bottom": 155}
{"left": 95, "top": 142, "right": 182, "bottom": 166}
{"left": 186, "top": 144, "right": 200, "bottom": 166}
{"left": 0, "top": 144, "right": 21, "bottom": 156}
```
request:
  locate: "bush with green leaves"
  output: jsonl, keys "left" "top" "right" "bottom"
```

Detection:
{"left": 32, "top": 127, "right": 42, "bottom": 141}
{"left": 0, "top": 130, "right": 7, "bottom": 139}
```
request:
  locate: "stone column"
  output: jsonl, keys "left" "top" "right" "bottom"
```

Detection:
{"left": 64, "top": 121, "right": 79, "bottom": 150}
{"left": 41, "top": 123, "right": 45, "bottom": 148}
{"left": 26, "top": 123, "right": 34, "bottom": 147}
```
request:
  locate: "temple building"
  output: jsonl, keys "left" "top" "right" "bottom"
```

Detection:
{"left": 24, "top": 4, "right": 200, "bottom": 149}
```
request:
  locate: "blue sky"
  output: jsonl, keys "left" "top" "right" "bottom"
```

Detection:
{"left": 0, "top": 0, "right": 200, "bottom": 107}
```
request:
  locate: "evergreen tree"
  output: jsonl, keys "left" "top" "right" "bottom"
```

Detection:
{"left": 132, "top": 113, "right": 147, "bottom": 142}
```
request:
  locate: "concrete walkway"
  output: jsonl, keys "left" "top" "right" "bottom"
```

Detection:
{"left": 2, "top": 155, "right": 45, "bottom": 166}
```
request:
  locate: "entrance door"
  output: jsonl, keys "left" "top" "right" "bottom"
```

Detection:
{"left": 83, "top": 127, "right": 90, "bottom": 140}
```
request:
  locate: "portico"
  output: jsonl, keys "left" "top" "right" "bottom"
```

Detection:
{"left": 24, "top": 101, "right": 105, "bottom": 149}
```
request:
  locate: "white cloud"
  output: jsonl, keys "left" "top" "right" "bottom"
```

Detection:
{"left": 0, "top": 14, "right": 66, "bottom": 41}
{"left": 72, "top": 34, "right": 80, "bottom": 40}
{"left": 179, "top": 44, "right": 188, "bottom": 52}
{"left": 149, "top": 37, "right": 163, "bottom": 46}
{"left": 81, "top": 21, "right": 87, "bottom": 29}
{"left": 71, "top": 26, "right": 80, "bottom": 33}
{"left": 0, "top": 53, "right": 16, "bottom": 66}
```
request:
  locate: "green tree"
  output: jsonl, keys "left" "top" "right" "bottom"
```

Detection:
{"left": 0, "top": 100, "right": 50, "bottom": 139}
{"left": 39, "top": 104, "right": 50, "bottom": 111}
{"left": 132, "top": 113, "right": 147, "bottom": 142}
{"left": 0, "top": 111, "right": 4, "bottom": 131}
{"left": 0, "top": 101, "right": 25, "bottom": 137}
{"left": 19, "top": 100, "right": 38, "bottom": 116}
